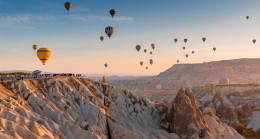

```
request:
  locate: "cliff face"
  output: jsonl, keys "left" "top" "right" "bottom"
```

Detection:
{"left": 0, "top": 77, "right": 249, "bottom": 139}
{"left": 164, "top": 89, "right": 244, "bottom": 139}
{"left": 0, "top": 77, "right": 173, "bottom": 139}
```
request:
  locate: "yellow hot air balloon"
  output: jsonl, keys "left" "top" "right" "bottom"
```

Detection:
{"left": 37, "top": 48, "right": 51, "bottom": 65}
{"left": 32, "top": 44, "right": 38, "bottom": 50}
{"left": 64, "top": 2, "right": 72, "bottom": 11}
{"left": 226, "top": 67, "right": 233, "bottom": 74}
{"left": 156, "top": 84, "right": 161, "bottom": 90}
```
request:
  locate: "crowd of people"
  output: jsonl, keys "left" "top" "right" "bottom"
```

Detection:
{"left": 0, "top": 73, "right": 82, "bottom": 82}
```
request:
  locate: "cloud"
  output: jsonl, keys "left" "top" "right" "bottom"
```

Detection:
{"left": 0, "top": 13, "right": 134, "bottom": 29}
{"left": 67, "top": 14, "right": 135, "bottom": 22}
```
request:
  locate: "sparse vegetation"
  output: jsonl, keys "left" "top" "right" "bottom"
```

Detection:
{"left": 235, "top": 124, "right": 247, "bottom": 137}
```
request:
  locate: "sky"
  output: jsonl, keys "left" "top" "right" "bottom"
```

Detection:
{"left": 0, "top": 0, "right": 260, "bottom": 76}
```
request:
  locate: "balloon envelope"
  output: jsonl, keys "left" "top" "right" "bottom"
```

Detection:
{"left": 136, "top": 45, "right": 141, "bottom": 52}
{"left": 105, "top": 26, "right": 114, "bottom": 38}
{"left": 64, "top": 2, "right": 72, "bottom": 11}
{"left": 202, "top": 37, "right": 206, "bottom": 42}
{"left": 100, "top": 36, "right": 104, "bottom": 41}
{"left": 184, "top": 39, "right": 188, "bottom": 43}
{"left": 174, "top": 38, "right": 178, "bottom": 43}
{"left": 156, "top": 84, "right": 162, "bottom": 90}
{"left": 37, "top": 48, "right": 51, "bottom": 65}
{"left": 226, "top": 67, "right": 233, "bottom": 74}
{"left": 151, "top": 43, "right": 155, "bottom": 49}
{"left": 110, "top": 9, "right": 116, "bottom": 18}
{"left": 150, "top": 59, "right": 153, "bottom": 65}
{"left": 32, "top": 45, "right": 38, "bottom": 50}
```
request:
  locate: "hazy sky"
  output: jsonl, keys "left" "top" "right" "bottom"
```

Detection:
{"left": 0, "top": 0, "right": 260, "bottom": 75}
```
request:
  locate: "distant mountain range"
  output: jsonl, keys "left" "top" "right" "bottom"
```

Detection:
{"left": 110, "top": 58, "right": 260, "bottom": 95}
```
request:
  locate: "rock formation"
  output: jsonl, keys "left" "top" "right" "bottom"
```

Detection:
{"left": 210, "top": 92, "right": 239, "bottom": 127}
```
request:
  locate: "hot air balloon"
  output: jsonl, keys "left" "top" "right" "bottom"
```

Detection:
{"left": 185, "top": 54, "right": 188, "bottom": 58}
{"left": 183, "top": 47, "right": 186, "bottom": 50}
{"left": 146, "top": 67, "right": 148, "bottom": 69}
{"left": 150, "top": 51, "right": 153, "bottom": 55}
{"left": 110, "top": 9, "right": 116, "bottom": 18}
{"left": 100, "top": 36, "right": 104, "bottom": 42}
{"left": 184, "top": 39, "right": 188, "bottom": 43}
{"left": 202, "top": 37, "right": 206, "bottom": 42}
{"left": 227, "top": 67, "right": 233, "bottom": 74}
{"left": 144, "top": 49, "right": 147, "bottom": 53}
{"left": 192, "top": 51, "right": 194, "bottom": 54}
{"left": 32, "top": 45, "right": 38, "bottom": 51}
{"left": 242, "top": 65, "right": 246, "bottom": 71}
{"left": 151, "top": 43, "right": 155, "bottom": 49}
{"left": 150, "top": 59, "right": 153, "bottom": 65}
{"left": 104, "top": 63, "right": 108, "bottom": 68}
{"left": 246, "top": 16, "right": 249, "bottom": 20}
{"left": 174, "top": 38, "right": 178, "bottom": 43}
{"left": 37, "top": 48, "right": 51, "bottom": 65}
{"left": 105, "top": 26, "right": 114, "bottom": 38}
{"left": 64, "top": 2, "right": 72, "bottom": 11}
{"left": 140, "top": 61, "right": 143, "bottom": 66}
{"left": 136, "top": 45, "right": 141, "bottom": 52}
{"left": 253, "top": 39, "right": 256, "bottom": 44}
{"left": 156, "top": 84, "right": 162, "bottom": 91}
{"left": 177, "top": 60, "right": 179, "bottom": 63}
{"left": 213, "top": 47, "right": 216, "bottom": 51}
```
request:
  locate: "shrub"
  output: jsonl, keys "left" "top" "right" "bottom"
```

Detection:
{"left": 235, "top": 124, "right": 246, "bottom": 137}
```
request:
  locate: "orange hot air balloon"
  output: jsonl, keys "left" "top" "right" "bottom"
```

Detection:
{"left": 64, "top": 2, "right": 72, "bottom": 11}
{"left": 174, "top": 38, "right": 178, "bottom": 43}
{"left": 246, "top": 16, "right": 249, "bottom": 20}
{"left": 155, "top": 84, "right": 162, "bottom": 90}
{"left": 32, "top": 44, "right": 38, "bottom": 50}
{"left": 110, "top": 9, "right": 116, "bottom": 18}
{"left": 37, "top": 48, "right": 51, "bottom": 65}
{"left": 183, "top": 47, "right": 186, "bottom": 50}
{"left": 151, "top": 43, "right": 155, "bottom": 49}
